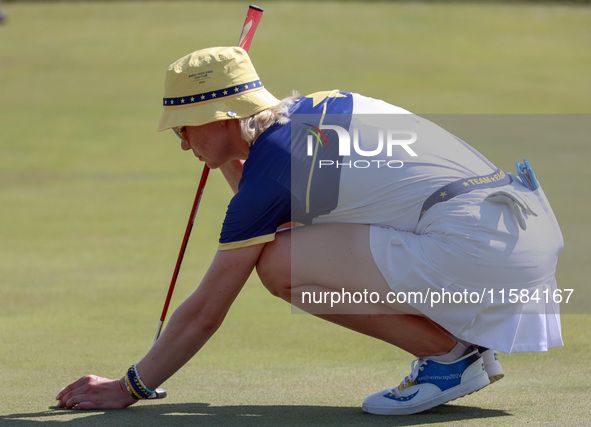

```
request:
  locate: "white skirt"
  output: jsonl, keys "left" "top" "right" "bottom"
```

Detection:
{"left": 370, "top": 180, "right": 564, "bottom": 354}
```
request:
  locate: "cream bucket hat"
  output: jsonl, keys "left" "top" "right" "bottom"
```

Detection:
{"left": 158, "top": 46, "right": 280, "bottom": 131}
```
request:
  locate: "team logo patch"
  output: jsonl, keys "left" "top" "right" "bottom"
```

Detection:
{"left": 384, "top": 390, "right": 419, "bottom": 402}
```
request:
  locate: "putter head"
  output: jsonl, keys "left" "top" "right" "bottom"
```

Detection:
{"left": 147, "top": 388, "right": 167, "bottom": 399}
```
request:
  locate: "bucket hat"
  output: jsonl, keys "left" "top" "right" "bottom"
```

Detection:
{"left": 158, "top": 46, "right": 280, "bottom": 131}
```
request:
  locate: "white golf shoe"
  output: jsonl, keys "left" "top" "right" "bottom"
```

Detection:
{"left": 362, "top": 348, "right": 490, "bottom": 415}
{"left": 478, "top": 346, "right": 504, "bottom": 383}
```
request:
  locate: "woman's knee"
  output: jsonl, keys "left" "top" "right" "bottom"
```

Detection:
{"left": 256, "top": 231, "right": 291, "bottom": 301}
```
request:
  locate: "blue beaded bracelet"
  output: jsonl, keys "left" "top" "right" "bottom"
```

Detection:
{"left": 126, "top": 365, "right": 154, "bottom": 399}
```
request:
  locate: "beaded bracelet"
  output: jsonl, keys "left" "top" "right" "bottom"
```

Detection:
{"left": 125, "top": 364, "right": 155, "bottom": 399}
{"left": 134, "top": 364, "right": 156, "bottom": 396}
{"left": 124, "top": 374, "right": 140, "bottom": 400}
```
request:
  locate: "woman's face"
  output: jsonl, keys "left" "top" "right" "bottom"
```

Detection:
{"left": 179, "top": 120, "right": 247, "bottom": 169}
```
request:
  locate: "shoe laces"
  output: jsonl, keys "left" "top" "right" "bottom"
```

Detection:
{"left": 394, "top": 358, "right": 429, "bottom": 393}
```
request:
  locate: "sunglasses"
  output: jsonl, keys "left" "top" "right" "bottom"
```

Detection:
{"left": 173, "top": 126, "right": 188, "bottom": 144}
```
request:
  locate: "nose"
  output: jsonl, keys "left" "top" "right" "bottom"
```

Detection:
{"left": 180, "top": 140, "right": 190, "bottom": 151}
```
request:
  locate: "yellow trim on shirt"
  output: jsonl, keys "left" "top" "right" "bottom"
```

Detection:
{"left": 218, "top": 233, "right": 276, "bottom": 251}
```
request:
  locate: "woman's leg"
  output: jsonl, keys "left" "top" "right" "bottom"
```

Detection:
{"left": 256, "top": 223, "right": 456, "bottom": 357}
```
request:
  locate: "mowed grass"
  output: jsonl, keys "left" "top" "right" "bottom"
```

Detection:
{"left": 0, "top": 1, "right": 590, "bottom": 425}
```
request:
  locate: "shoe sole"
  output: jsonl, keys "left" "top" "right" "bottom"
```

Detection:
{"left": 488, "top": 373, "right": 504, "bottom": 383}
{"left": 362, "top": 369, "right": 490, "bottom": 415}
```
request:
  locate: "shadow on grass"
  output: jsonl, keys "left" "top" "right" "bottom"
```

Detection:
{"left": 0, "top": 402, "right": 510, "bottom": 426}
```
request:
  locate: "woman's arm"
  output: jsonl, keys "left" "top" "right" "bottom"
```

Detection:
{"left": 56, "top": 243, "right": 265, "bottom": 409}
{"left": 135, "top": 244, "right": 263, "bottom": 386}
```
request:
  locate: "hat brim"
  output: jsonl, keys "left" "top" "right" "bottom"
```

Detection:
{"left": 157, "top": 87, "right": 280, "bottom": 132}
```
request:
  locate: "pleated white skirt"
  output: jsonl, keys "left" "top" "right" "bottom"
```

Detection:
{"left": 370, "top": 181, "right": 564, "bottom": 354}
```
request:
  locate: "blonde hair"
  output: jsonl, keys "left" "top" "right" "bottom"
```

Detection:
{"left": 239, "top": 91, "right": 299, "bottom": 145}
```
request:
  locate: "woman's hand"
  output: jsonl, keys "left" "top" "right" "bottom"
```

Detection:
{"left": 56, "top": 375, "right": 137, "bottom": 410}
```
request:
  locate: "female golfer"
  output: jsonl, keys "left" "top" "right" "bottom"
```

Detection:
{"left": 57, "top": 47, "right": 564, "bottom": 415}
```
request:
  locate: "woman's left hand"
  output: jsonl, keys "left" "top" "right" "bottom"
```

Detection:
{"left": 56, "top": 375, "right": 137, "bottom": 409}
